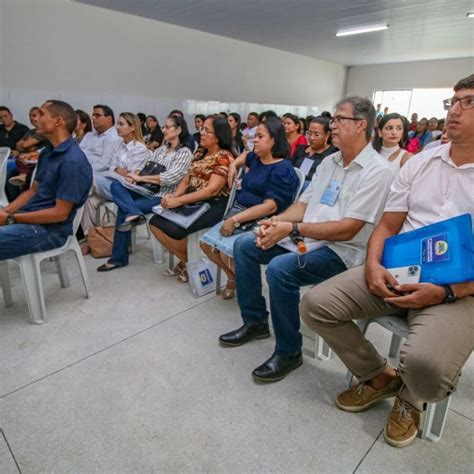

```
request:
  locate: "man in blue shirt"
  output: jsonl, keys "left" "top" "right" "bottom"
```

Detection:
{"left": 0, "top": 100, "right": 92, "bottom": 260}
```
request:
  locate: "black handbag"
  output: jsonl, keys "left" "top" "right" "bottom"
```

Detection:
{"left": 137, "top": 161, "right": 166, "bottom": 193}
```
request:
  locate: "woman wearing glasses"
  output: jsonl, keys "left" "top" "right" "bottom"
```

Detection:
{"left": 96, "top": 115, "right": 193, "bottom": 271}
{"left": 149, "top": 115, "right": 234, "bottom": 283}
{"left": 292, "top": 116, "right": 337, "bottom": 190}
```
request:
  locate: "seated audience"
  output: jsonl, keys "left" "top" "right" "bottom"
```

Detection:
{"left": 219, "top": 97, "right": 392, "bottom": 383}
{"left": 137, "top": 112, "right": 147, "bottom": 135}
{"left": 283, "top": 113, "right": 308, "bottom": 159}
{"left": 169, "top": 109, "right": 196, "bottom": 151}
{"left": 96, "top": 115, "right": 193, "bottom": 271}
{"left": 227, "top": 112, "right": 245, "bottom": 155}
{"left": 300, "top": 74, "right": 474, "bottom": 449}
{"left": 144, "top": 115, "right": 164, "bottom": 151}
{"left": 200, "top": 118, "right": 299, "bottom": 299}
{"left": 259, "top": 110, "right": 279, "bottom": 123}
{"left": 81, "top": 112, "right": 150, "bottom": 240}
{"left": 0, "top": 100, "right": 92, "bottom": 260}
{"left": 193, "top": 114, "right": 206, "bottom": 147}
{"left": 424, "top": 126, "right": 449, "bottom": 150}
{"left": 428, "top": 116, "right": 441, "bottom": 140}
{"left": 149, "top": 115, "right": 234, "bottom": 283}
{"left": 292, "top": 116, "right": 337, "bottom": 189}
{"left": 242, "top": 112, "right": 258, "bottom": 151}
{"left": 73, "top": 109, "right": 92, "bottom": 144}
{"left": 408, "top": 113, "right": 418, "bottom": 131}
{"left": 372, "top": 113, "right": 412, "bottom": 175}
{"left": 7, "top": 107, "right": 49, "bottom": 195}
{"left": 407, "top": 117, "right": 431, "bottom": 152}
{"left": 299, "top": 117, "right": 307, "bottom": 135}
{"left": 0, "top": 106, "right": 29, "bottom": 154}
{"left": 79, "top": 104, "right": 122, "bottom": 173}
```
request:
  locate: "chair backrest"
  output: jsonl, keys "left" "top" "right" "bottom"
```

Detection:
{"left": 0, "top": 147, "right": 11, "bottom": 207}
{"left": 72, "top": 206, "right": 85, "bottom": 234}
{"left": 293, "top": 167, "right": 305, "bottom": 202}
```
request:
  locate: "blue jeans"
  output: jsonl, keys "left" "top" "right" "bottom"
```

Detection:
{"left": 0, "top": 224, "right": 67, "bottom": 260}
{"left": 108, "top": 181, "right": 161, "bottom": 266}
{"left": 233, "top": 233, "right": 347, "bottom": 355}
{"left": 94, "top": 174, "right": 114, "bottom": 201}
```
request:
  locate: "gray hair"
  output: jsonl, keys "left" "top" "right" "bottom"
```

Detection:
{"left": 335, "top": 96, "right": 375, "bottom": 141}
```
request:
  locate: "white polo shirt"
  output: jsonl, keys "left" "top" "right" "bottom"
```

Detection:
{"left": 299, "top": 143, "right": 392, "bottom": 267}
{"left": 385, "top": 143, "right": 474, "bottom": 233}
{"left": 79, "top": 126, "right": 122, "bottom": 173}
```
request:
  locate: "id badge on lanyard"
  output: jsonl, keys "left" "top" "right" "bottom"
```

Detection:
{"left": 320, "top": 179, "right": 343, "bottom": 206}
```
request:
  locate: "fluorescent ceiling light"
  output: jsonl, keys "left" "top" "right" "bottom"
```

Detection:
{"left": 467, "top": 12, "right": 474, "bottom": 18}
{"left": 336, "top": 24, "right": 389, "bottom": 37}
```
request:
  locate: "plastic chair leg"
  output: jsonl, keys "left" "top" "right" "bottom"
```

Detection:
{"left": 316, "top": 336, "right": 332, "bottom": 361}
{"left": 151, "top": 238, "right": 165, "bottom": 264}
{"left": 388, "top": 334, "right": 403, "bottom": 358}
{"left": 215, "top": 266, "right": 222, "bottom": 295}
{"left": 18, "top": 255, "right": 47, "bottom": 324}
{"left": 421, "top": 396, "right": 451, "bottom": 442}
{"left": 70, "top": 240, "right": 92, "bottom": 298}
{"left": 0, "top": 261, "right": 13, "bottom": 307}
{"left": 54, "top": 255, "right": 71, "bottom": 288}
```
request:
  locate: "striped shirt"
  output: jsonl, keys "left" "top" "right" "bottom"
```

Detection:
{"left": 136, "top": 144, "right": 193, "bottom": 197}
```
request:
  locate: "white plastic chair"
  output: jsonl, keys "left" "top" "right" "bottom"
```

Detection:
{"left": 0, "top": 147, "right": 11, "bottom": 208}
{"left": 317, "top": 316, "right": 452, "bottom": 443}
{"left": 0, "top": 260, "right": 13, "bottom": 307}
{"left": 4, "top": 206, "right": 92, "bottom": 324}
{"left": 293, "top": 167, "right": 306, "bottom": 200}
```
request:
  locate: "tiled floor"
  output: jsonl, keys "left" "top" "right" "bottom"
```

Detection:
{"left": 1, "top": 233, "right": 473, "bottom": 473}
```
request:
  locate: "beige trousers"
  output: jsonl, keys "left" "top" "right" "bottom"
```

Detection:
{"left": 300, "top": 266, "right": 474, "bottom": 410}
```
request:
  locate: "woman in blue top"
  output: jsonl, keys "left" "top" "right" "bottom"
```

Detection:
{"left": 200, "top": 117, "right": 299, "bottom": 299}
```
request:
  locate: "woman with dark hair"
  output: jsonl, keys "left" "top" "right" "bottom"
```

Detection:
{"left": 193, "top": 113, "right": 206, "bottom": 146}
{"left": 144, "top": 115, "right": 164, "bottom": 150}
{"left": 149, "top": 115, "right": 234, "bottom": 282}
{"left": 96, "top": 114, "right": 193, "bottom": 271}
{"left": 407, "top": 117, "right": 432, "bottom": 152}
{"left": 293, "top": 116, "right": 337, "bottom": 189}
{"left": 283, "top": 113, "right": 307, "bottom": 159}
{"left": 74, "top": 109, "right": 92, "bottom": 143}
{"left": 373, "top": 112, "right": 412, "bottom": 176}
{"left": 228, "top": 112, "right": 245, "bottom": 155}
{"left": 200, "top": 117, "right": 299, "bottom": 299}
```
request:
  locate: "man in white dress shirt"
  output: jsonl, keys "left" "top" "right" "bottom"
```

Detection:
{"left": 300, "top": 74, "right": 474, "bottom": 448}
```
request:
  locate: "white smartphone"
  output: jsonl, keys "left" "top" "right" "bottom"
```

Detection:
{"left": 387, "top": 265, "right": 421, "bottom": 285}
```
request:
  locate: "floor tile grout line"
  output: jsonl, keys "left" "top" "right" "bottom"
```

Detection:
{"left": 449, "top": 407, "right": 474, "bottom": 422}
{"left": 1, "top": 429, "right": 21, "bottom": 473}
{"left": 0, "top": 296, "right": 216, "bottom": 400}
{"left": 352, "top": 428, "right": 383, "bottom": 473}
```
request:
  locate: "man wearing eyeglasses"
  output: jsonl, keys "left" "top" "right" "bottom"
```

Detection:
{"left": 219, "top": 96, "right": 392, "bottom": 384}
{"left": 300, "top": 74, "right": 474, "bottom": 448}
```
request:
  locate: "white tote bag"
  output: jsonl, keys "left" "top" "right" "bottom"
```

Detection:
{"left": 187, "top": 258, "right": 227, "bottom": 298}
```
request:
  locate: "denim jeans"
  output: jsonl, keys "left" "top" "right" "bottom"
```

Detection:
{"left": 94, "top": 174, "right": 114, "bottom": 201}
{"left": 233, "top": 232, "right": 347, "bottom": 355}
{"left": 108, "top": 181, "right": 161, "bottom": 266}
{"left": 0, "top": 224, "right": 67, "bottom": 260}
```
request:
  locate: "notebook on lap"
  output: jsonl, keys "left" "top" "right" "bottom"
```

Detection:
{"left": 381, "top": 214, "right": 474, "bottom": 285}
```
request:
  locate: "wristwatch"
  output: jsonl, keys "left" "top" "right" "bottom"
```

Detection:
{"left": 6, "top": 214, "right": 16, "bottom": 225}
{"left": 290, "top": 223, "right": 300, "bottom": 238}
{"left": 231, "top": 217, "right": 240, "bottom": 228}
{"left": 441, "top": 284, "right": 457, "bottom": 304}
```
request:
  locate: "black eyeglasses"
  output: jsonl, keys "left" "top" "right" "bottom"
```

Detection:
{"left": 330, "top": 116, "right": 363, "bottom": 125}
{"left": 443, "top": 95, "right": 474, "bottom": 111}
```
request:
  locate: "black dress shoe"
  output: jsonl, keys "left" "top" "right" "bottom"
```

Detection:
{"left": 219, "top": 322, "right": 270, "bottom": 347}
{"left": 117, "top": 214, "right": 147, "bottom": 232}
{"left": 252, "top": 352, "right": 303, "bottom": 382}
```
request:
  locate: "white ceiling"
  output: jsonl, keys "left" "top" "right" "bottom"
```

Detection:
{"left": 77, "top": 0, "right": 474, "bottom": 66}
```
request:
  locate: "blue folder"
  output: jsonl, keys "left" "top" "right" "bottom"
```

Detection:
{"left": 382, "top": 214, "right": 474, "bottom": 285}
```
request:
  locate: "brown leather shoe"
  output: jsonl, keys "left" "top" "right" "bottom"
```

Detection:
{"left": 336, "top": 374, "right": 402, "bottom": 412}
{"left": 384, "top": 396, "right": 421, "bottom": 448}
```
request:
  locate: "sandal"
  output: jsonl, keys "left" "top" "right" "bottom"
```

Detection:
{"left": 162, "top": 262, "right": 185, "bottom": 277}
{"left": 97, "top": 263, "right": 123, "bottom": 272}
{"left": 220, "top": 280, "right": 235, "bottom": 300}
{"left": 176, "top": 269, "right": 189, "bottom": 284}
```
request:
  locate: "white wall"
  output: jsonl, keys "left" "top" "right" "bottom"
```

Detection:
{"left": 345, "top": 57, "right": 474, "bottom": 98}
{"left": 1, "top": 0, "right": 346, "bottom": 125}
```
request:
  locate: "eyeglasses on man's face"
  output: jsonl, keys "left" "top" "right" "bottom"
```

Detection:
{"left": 443, "top": 95, "right": 474, "bottom": 111}
{"left": 329, "top": 116, "right": 363, "bottom": 125}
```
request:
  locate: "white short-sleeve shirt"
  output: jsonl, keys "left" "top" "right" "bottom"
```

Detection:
{"left": 385, "top": 143, "right": 474, "bottom": 233}
{"left": 79, "top": 126, "right": 122, "bottom": 173}
{"left": 299, "top": 143, "right": 392, "bottom": 267}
